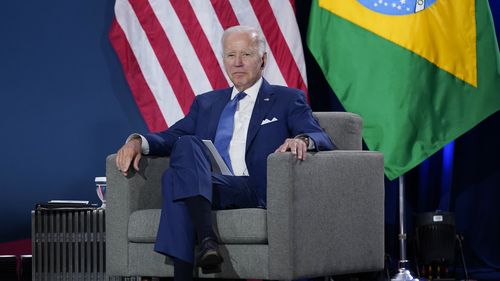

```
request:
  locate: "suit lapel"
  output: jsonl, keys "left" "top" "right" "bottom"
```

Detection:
{"left": 246, "top": 80, "right": 275, "bottom": 151}
{"left": 207, "top": 88, "right": 232, "bottom": 140}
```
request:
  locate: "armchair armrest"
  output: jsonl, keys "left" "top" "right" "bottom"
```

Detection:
{"left": 267, "top": 151, "right": 384, "bottom": 279}
{"left": 105, "top": 154, "right": 169, "bottom": 276}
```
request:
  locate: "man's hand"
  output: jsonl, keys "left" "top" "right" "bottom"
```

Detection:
{"left": 274, "top": 138, "right": 308, "bottom": 160}
{"left": 116, "top": 137, "right": 142, "bottom": 176}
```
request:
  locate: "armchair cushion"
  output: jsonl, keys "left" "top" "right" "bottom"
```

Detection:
{"left": 128, "top": 208, "right": 268, "bottom": 244}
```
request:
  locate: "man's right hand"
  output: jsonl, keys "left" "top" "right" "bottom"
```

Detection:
{"left": 116, "top": 137, "right": 142, "bottom": 176}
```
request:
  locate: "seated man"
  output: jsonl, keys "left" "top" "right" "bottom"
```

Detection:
{"left": 115, "top": 25, "right": 335, "bottom": 280}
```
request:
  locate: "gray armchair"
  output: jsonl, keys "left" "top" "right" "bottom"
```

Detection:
{"left": 106, "top": 112, "right": 384, "bottom": 280}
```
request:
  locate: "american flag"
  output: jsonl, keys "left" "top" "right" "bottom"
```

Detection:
{"left": 109, "top": 0, "right": 307, "bottom": 132}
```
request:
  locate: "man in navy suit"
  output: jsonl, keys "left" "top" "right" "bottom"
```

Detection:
{"left": 116, "top": 25, "right": 335, "bottom": 280}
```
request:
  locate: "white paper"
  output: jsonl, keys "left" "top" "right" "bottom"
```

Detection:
{"left": 202, "top": 140, "right": 233, "bottom": 176}
{"left": 48, "top": 200, "right": 90, "bottom": 205}
{"left": 95, "top": 177, "right": 106, "bottom": 183}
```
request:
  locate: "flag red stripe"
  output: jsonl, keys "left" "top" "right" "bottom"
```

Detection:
{"left": 249, "top": 0, "right": 307, "bottom": 94}
{"left": 210, "top": 0, "right": 240, "bottom": 30}
{"left": 170, "top": 1, "right": 229, "bottom": 90}
{"left": 109, "top": 20, "right": 168, "bottom": 131}
{"left": 129, "top": 0, "right": 194, "bottom": 114}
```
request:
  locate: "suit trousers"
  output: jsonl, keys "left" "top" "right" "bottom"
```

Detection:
{"left": 154, "top": 135, "right": 259, "bottom": 263}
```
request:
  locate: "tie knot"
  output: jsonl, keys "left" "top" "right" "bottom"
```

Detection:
{"left": 234, "top": 92, "right": 247, "bottom": 102}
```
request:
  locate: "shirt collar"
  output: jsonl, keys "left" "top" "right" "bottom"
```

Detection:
{"left": 231, "top": 77, "right": 263, "bottom": 101}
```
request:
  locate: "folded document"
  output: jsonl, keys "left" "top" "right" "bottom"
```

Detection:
{"left": 202, "top": 140, "right": 232, "bottom": 176}
{"left": 36, "top": 200, "right": 97, "bottom": 210}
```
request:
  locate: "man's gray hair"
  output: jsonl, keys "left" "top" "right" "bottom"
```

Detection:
{"left": 221, "top": 25, "right": 266, "bottom": 56}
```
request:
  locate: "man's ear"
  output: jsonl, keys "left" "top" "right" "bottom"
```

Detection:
{"left": 261, "top": 52, "right": 267, "bottom": 69}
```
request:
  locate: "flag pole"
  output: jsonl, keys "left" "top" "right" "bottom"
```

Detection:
{"left": 391, "top": 175, "right": 420, "bottom": 281}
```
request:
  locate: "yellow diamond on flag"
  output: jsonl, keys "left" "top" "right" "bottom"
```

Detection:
{"left": 319, "top": 0, "right": 477, "bottom": 87}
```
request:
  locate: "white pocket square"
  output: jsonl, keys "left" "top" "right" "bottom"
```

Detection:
{"left": 261, "top": 117, "right": 278, "bottom": 125}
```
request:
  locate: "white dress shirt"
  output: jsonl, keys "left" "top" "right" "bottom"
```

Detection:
{"left": 228, "top": 78, "right": 262, "bottom": 176}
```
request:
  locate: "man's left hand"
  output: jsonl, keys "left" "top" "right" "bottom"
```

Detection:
{"left": 275, "top": 138, "right": 308, "bottom": 160}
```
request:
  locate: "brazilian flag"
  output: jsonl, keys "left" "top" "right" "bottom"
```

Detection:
{"left": 308, "top": 0, "right": 500, "bottom": 180}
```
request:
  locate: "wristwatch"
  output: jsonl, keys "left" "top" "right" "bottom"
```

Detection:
{"left": 296, "top": 135, "right": 310, "bottom": 147}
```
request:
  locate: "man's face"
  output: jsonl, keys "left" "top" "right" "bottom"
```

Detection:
{"left": 222, "top": 31, "right": 267, "bottom": 92}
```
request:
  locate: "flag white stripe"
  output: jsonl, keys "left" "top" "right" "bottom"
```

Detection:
{"left": 150, "top": 0, "right": 213, "bottom": 96}
{"left": 229, "top": 0, "right": 288, "bottom": 87}
{"left": 269, "top": 0, "right": 308, "bottom": 86}
{"left": 189, "top": 1, "right": 232, "bottom": 85}
{"left": 114, "top": 0, "right": 184, "bottom": 125}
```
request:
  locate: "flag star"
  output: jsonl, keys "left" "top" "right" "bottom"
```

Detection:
{"left": 384, "top": 2, "right": 388, "bottom": 6}
{"left": 374, "top": 2, "right": 378, "bottom": 6}
{"left": 397, "top": 5, "right": 401, "bottom": 9}
{"left": 406, "top": 7, "right": 410, "bottom": 11}
{"left": 392, "top": 3, "right": 397, "bottom": 7}
{"left": 400, "top": 0, "right": 406, "bottom": 4}
{"left": 378, "top": 0, "right": 383, "bottom": 3}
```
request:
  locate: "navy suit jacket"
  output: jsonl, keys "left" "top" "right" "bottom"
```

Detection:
{"left": 144, "top": 79, "right": 335, "bottom": 206}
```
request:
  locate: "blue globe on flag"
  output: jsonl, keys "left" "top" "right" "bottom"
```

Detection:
{"left": 358, "top": 0, "right": 437, "bottom": 15}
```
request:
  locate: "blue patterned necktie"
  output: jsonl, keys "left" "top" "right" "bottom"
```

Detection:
{"left": 214, "top": 92, "right": 247, "bottom": 173}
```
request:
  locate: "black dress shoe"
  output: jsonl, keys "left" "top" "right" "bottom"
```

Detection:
{"left": 196, "top": 237, "right": 223, "bottom": 274}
